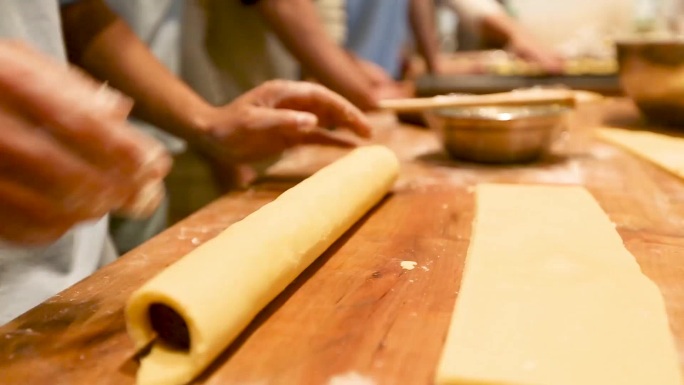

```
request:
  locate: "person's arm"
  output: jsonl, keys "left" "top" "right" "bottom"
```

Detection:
{"left": 480, "top": 13, "right": 563, "bottom": 72}
{"left": 408, "top": 0, "right": 441, "bottom": 74}
{"left": 255, "top": 0, "right": 381, "bottom": 109}
{"left": 446, "top": 0, "right": 562, "bottom": 72}
{"left": 61, "top": 0, "right": 215, "bottom": 143}
{"left": 60, "top": 0, "right": 372, "bottom": 165}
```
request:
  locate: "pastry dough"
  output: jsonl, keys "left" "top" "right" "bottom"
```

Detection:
{"left": 598, "top": 127, "right": 684, "bottom": 178}
{"left": 126, "top": 146, "right": 399, "bottom": 385}
{"left": 436, "top": 184, "right": 682, "bottom": 385}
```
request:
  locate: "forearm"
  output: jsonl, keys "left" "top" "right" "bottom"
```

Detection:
{"left": 257, "top": 0, "right": 377, "bottom": 110}
{"left": 60, "top": 0, "right": 213, "bottom": 141}
{"left": 409, "top": 0, "right": 440, "bottom": 74}
{"left": 480, "top": 13, "right": 519, "bottom": 47}
{"left": 445, "top": 0, "right": 508, "bottom": 48}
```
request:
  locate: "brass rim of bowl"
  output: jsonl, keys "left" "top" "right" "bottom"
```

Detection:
{"left": 616, "top": 37, "right": 684, "bottom": 46}
{"left": 433, "top": 105, "right": 570, "bottom": 121}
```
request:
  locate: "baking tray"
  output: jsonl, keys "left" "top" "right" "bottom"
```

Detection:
{"left": 416, "top": 74, "right": 622, "bottom": 97}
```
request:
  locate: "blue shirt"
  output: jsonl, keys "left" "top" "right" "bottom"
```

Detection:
{"left": 344, "top": 0, "right": 410, "bottom": 79}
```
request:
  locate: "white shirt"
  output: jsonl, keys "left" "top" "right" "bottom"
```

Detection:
{"left": 181, "top": 0, "right": 299, "bottom": 105}
{"left": 450, "top": 0, "right": 638, "bottom": 56}
{"left": 508, "top": 0, "right": 635, "bottom": 56}
{"left": 0, "top": 0, "right": 115, "bottom": 325}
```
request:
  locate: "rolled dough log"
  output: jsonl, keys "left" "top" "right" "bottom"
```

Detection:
{"left": 598, "top": 127, "right": 684, "bottom": 178}
{"left": 126, "top": 145, "right": 399, "bottom": 385}
{"left": 436, "top": 184, "right": 682, "bottom": 385}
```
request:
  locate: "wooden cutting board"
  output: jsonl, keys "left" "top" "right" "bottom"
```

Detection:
{"left": 0, "top": 100, "right": 682, "bottom": 385}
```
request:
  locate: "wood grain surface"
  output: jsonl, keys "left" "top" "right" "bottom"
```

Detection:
{"left": 1, "top": 99, "right": 683, "bottom": 385}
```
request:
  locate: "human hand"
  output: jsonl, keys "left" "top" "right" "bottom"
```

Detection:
{"left": 352, "top": 57, "right": 415, "bottom": 101}
{"left": 372, "top": 81, "right": 414, "bottom": 101}
{"left": 509, "top": 34, "right": 564, "bottom": 74}
{"left": 194, "top": 80, "right": 372, "bottom": 164}
{"left": 0, "top": 41, "right": 171, "bottom": 244}
{"left": 356, "top": 57, "right": 396, "bottom": 87}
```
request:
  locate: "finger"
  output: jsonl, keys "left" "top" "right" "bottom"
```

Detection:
{"left": 0, "top": 41, "right": 170, "bottom": 184}
{"left": 3, "top": 93, "right": 168, "bottom": 186}
{"left": 0, "top": 104, "right": 132, "bottom": 217}
{"left": 529, "top": 52, "right": 563, "bottom": 74}
{"left": 543, "top": 57, "right": 565, "bottom": 74}
{"left": 0, "top": 180, "right": 82, "bottom": 245}
{"left": 298, "top": 130, "right": 359, "bottom": 148}
{"left": 253, "top": 108, "right": 359, "bottom": 149}
{"left": 116, "top": 179, "right": 166, "bottom": 219}
{"left": 0, "top": 215, "right": 75, "bottom": 245}
{"left": 233, "top": 107, "right": 322, "bottom": 160}
{"left": 362, "top": 61, "right": 394, "bottom": 85}
{"left": 514, "top": 43, "right": 564, "bottom": 74}
{"left": 0, "top": 40, "right": 132, "bottom": 122}
{"left": 260, "top": 80, "right": 373, "bottom": 138}
{"left": 245, "top": 107, "right": 319, "bottom": 133}
{"left": 0, "top": 89, "right": 170, "bottom": 194}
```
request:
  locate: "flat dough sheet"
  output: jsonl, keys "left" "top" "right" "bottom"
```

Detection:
{"left": 436, "top": 184, "right": 682, "bottom": 385}
{"left": 598, "top": 127, "right": 684, "bottom": 178}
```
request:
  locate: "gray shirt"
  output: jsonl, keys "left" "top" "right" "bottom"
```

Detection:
{"left": 106, "top": 0, "right": 186, "bottom": 155}
{"left": 0, "top": 0, "right": 115, "bottom": 325}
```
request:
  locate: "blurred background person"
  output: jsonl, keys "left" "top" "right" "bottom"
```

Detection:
{"left": 181, "top": 0, "right": 402, "bottom": 112}
{"left": 343, "top": 0, "right": 560, "bottom": 81}
{"left": 312, "top": 0, "right": 412, "bottom": 99}
{"left": 344, "top": 0, "right": 442, "bottom": 80}
{"left": 443, "top": 0, "right": 563, "bottom": 71}
{"left": 449, "top": 0, "right": 638, "bottom": 64}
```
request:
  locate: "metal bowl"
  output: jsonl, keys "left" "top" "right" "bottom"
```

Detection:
{"left": 424, "top": 105, "right": 570, "bottom": 163}
{"left": 616, "top": 39, "right": 684, "bottom": 125}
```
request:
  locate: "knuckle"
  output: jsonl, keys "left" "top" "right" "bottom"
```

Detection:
{"left": 238, "top": 108, "right": 258, "bottom": 127}
{"left": 262, "top": 79, "right": 287, "bottom": 90}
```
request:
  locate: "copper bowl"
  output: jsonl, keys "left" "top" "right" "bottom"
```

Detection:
{"left": 617, "top": 39, "right": 684, "bottom": 125}
{"left": 424, "top": 105, "right": 570, "bottom": 163}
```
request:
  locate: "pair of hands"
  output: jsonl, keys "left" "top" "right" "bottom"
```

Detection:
{"left": 0, "top": 41, "right": 372, "bottom": 245}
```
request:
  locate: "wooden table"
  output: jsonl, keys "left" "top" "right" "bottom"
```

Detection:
{"left": 1, "top": 99, "right": 683, "bottom": 385}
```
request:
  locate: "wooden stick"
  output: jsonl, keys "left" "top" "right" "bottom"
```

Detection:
{"left": 378, "top": 89, "right": 601, "bottom": 112}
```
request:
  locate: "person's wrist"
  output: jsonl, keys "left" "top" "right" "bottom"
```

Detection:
{"left": 177, "top": 102, "right": 222, "bottom": 153}
{"left": 427, "top": 58, "right": 442, "bottom": 75}
{"left": 349, "top": 85, "right": 380, "bottom": 111}
{"left": 184, "top": 103, "right": 244, "bottom": 166}
{"left": 185, "top": 101, "right": 220, "bottom": 136}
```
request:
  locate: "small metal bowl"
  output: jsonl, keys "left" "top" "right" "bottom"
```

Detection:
{"left": 424, "top": 105, "right": 570, "bottom": 163}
